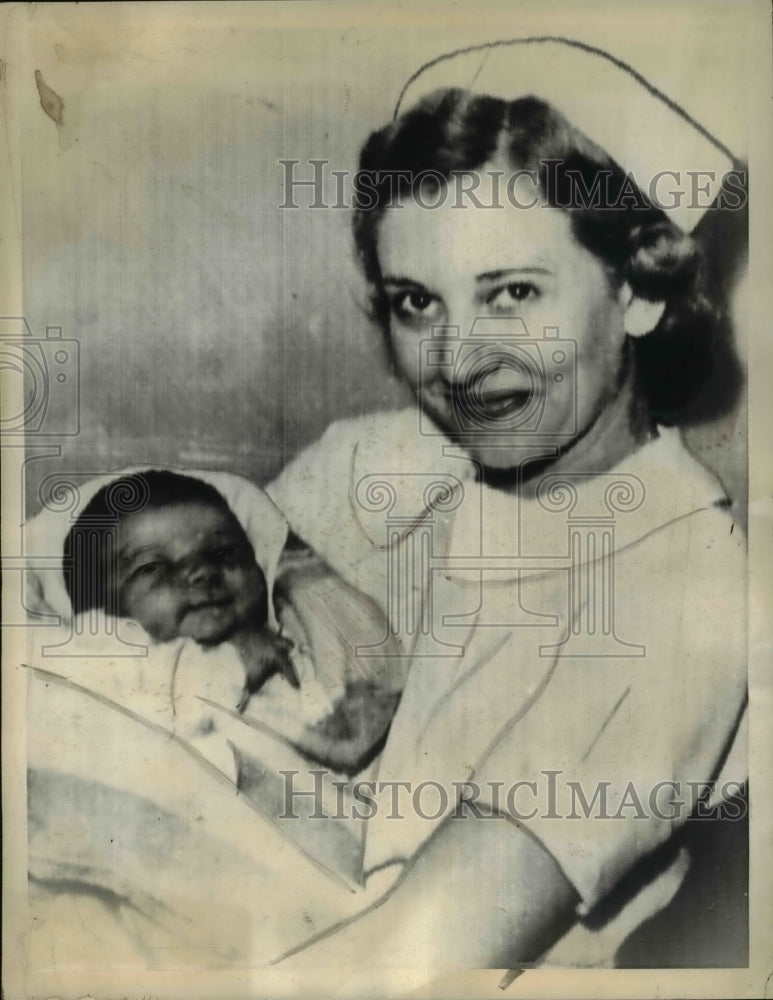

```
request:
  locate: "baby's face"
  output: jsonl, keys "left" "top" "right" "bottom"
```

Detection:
{"left": 110, "top": 501, "right": 267, "bottom": 644}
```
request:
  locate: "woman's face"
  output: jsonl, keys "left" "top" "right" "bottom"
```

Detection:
{"left": 377, "top": 179, "right": 631, "bottom": 471}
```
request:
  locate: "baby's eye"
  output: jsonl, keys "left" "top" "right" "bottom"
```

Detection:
{"left": 389, "top": 289, "right": 444, "bottom": 326}
{"left": 488, "top": 282, "right": 540, "bottom": 311}
{"left": 133, "top": 561, "right": 164, "bottom": 581}
{"left": 216, "top": 544, "right": 245, "bottom": 562}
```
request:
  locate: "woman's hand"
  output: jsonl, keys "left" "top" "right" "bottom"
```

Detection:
{"left": 290, "top": 681, "right": 401, "bottom": 776}
{"left": 230, "top": 627, "right": 299, "bottom": 712}
{"left": 275, "top": 810, "right": 579, "bottom": 972}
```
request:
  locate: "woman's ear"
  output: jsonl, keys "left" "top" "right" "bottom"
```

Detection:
{"left": 619, "top": 282, "right": 666, "bottom": 338}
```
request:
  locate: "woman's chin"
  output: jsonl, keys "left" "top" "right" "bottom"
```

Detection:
{"left": 418, "top": 400, "right": 577, "bottom": 472}
{"left": 458, "top": 431, "right": 566, "bottom": 472}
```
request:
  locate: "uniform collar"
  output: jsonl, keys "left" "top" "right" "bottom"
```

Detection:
{"left": 348, "top": 410, "right": 729, "bottom": 564}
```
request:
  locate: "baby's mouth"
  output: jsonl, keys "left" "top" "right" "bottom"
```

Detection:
{"left": 182, "top": 598, "right": 238, "bottom": 643}
{"left": 184, "top": 595, "right": 234, "bottom": 619}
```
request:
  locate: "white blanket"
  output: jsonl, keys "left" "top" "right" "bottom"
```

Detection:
{"left": 22, "top": 466, "right": 397, "bottom": 975}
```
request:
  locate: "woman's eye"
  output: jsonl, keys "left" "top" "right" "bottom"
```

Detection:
{"left": 488, "top": 282, "right": 539, "bottom": 311}
{"left": 390, "top": 289, "right": 443, "bottom": 324}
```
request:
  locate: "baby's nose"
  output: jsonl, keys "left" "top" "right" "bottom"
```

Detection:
{"left": 186, "top": 560, "right": 221, "bottom": 587}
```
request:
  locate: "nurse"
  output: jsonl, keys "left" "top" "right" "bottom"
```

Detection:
{"left": 268, "top": 38, "right": 747, "bottom": 969}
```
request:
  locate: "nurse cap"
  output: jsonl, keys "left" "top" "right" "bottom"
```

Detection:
{"left": 394, "top": 37, "right": 739, "bottom": 233}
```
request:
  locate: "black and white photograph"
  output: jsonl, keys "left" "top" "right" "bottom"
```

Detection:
{"left": 2, "top": 2, "right": 771, "bottom": 997}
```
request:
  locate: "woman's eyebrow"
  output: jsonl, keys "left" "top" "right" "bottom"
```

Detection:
{"left": 381, "top": 275, "right": 425, "bottom": 287}
{"left": 476, "top": 267, "right": 554, "bottom": 282}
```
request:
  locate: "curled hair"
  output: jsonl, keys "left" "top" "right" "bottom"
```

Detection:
{"left": 63, "top": 470, "right": 245, "bottom": 616}
{"left": 353, "top": 90, "right": 745, "bottom": 423}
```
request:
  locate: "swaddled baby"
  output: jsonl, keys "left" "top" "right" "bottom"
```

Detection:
{"left": 63, "top": 469, "right": 400, "bottom": 776}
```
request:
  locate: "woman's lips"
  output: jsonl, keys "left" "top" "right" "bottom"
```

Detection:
{"left": 446, "top": 385, "right": 537, "bottom": 422}
{"left": 474, "top": 388, "right": 534, "bottom": 420}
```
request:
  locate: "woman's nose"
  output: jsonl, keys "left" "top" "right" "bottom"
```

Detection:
{"left": 433, "top": 308, "right": 485, "bottom": 381}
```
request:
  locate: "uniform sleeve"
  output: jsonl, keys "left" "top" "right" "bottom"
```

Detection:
{"left": 474, "top": 504, "right": 747, "bottom": 915}
{"left": 265, "top": 412, "right": 414, "bottom": 612}
{"left": 266, "top": 418, "right": 361, "bottom": 559}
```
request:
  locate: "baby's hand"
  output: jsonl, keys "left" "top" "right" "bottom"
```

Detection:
{"left": 230, "top": 627, "right": 299, "bottom": 713}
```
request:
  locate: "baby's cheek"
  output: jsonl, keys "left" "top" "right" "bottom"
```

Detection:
{"left": 230, "top": 568, "right": 267, "bottom": 620}
{"left": 130, "top": 588, "right": 184, "bottom": 640}
{"left": 117, "top": 584, "right": 147, "bottom": 624}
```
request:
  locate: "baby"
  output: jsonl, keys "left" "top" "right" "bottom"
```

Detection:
{"left": 64, "top": 469, "right": 299, "bottom": 711}
{"left": 63, "top": 469, "right": 400, "bottom": 775}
